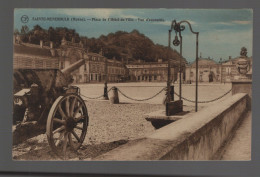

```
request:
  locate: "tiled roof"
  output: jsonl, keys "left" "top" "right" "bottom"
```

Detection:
{"left": 190, "top": 58, "right": 218, "bottom": 66}
{"left": 14, "top": 43, "right": 55, "bottom": 58}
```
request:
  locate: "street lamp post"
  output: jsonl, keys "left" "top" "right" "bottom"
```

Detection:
{"left": 168, "top": 20, "right": 199, "bottom": 112}
{"left": 103, "top": 50, "right": 109, "bottom": 100}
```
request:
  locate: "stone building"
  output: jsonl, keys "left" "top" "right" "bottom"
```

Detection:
{"left": 13, "top": 36, "right": 126, "bottom": 83}
{"left": 58, "top": 37, "right": 87, "bottom": 83}
{"left": 84, "top": 53, "right": 126, "bottom": 83}
{"left": 185, "top": 57, "right": 221, "bottom": 83}
{"left": 126, "top": 59, "right": 185, "bottom": 82}
{"left": 13, "top": 37, "right": 59, "bottom": 69}
{"left": 57, "top": 37, "right": 126, "bottom": 83}
{"left": 185, "top": 55, "right": 252, "bottom": 83}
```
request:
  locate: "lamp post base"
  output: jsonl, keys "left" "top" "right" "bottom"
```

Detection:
{"left": 102, "top": 82, "right": 109, "bottom": 100}
{"left": 166, "top": 100, "right": 183, "bottom": 116}
{"left": 102, "top": 96, "right": 109, "bottom": 100}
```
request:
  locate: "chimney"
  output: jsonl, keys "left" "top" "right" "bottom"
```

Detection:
{"left": 229, "top": 56, "right": 232, "bottom": 60}
{"left": 99, "top": 48, "right": 103, "bottom": 56}
{"left": 61, "top": 36, "right": 66, "bottom": 46}
{"left": 79, "top": 41, "right": 83, "bottom": 47}
{"left": 40, "top": 40, "right": 43, "bottom": 48}
{"left": 50, "top": 41, "right": 54, "bottom": 49}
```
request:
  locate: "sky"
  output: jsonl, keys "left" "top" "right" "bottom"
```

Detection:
{"left": 14, "top": 9, "right": 253, "bottom": 63}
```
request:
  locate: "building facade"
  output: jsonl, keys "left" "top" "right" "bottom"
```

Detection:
{"left": 126, "top": 59, "right": 185, "bottom": 82}
{"left": 13, "top": 37, "right": 59, "bottom": 69}
{"left": 58, "top": 37, "right": 126, "bottom": 83}
{"left": 13, "top": 37, "right": 126, "bottom": 84}
{"left": 185, "top": 56, "right": 252, "bottom": 83}
{"left": 185, "top": 58, "right": 221, "bottom": 83}
{"left": 84, "top": 53, "right": 126, "bottom": 83}
{"left": 14, "top": 35, "right": 252, "bottom": 84}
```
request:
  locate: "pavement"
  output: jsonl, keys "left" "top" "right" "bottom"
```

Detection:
{"left": 220, "top": 111, "right": 251, "bottom": 160}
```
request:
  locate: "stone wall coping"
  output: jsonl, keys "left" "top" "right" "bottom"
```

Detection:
{"left": 94, "top": 93, "right": 248, "bottom": 160}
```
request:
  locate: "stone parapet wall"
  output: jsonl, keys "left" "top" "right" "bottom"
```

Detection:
{"left": 95, "top": 93, "right": 249, "bottom": 160}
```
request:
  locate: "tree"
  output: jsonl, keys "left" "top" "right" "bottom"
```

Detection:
{"left": 20, "top": 25, "right": 29, "bottom": 35}
{"left": 13, "top": 28, "right": 20, "bottom": 35}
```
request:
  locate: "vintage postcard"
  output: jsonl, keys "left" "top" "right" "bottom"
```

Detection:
{"left": 12, "top": 8, "right": 252, "bottom": 160}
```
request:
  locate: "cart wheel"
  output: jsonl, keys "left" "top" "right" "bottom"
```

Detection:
{"left": 46, "top": 94, "right": 88, "bottom": 157}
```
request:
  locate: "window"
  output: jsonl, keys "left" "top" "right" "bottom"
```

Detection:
{"left": 226, "top": 67, "right": 231, "bottom": 74}
{"left": 154, "top": 75, "right": 157, "bottom": 80}
{"left": 90, "top": 74, "right": 93, "bottom": 80}
{"left": 138, "top": 76, "right": 140, "bottom": 81}
{"left": 84, "top": 64, "right": 87, "bottom": 71}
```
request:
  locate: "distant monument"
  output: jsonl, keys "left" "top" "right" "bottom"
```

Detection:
{"left": 231, "top": 47, "right": 252, "bottom": 99}
{"left": 236, "top": 47, "right": 250, "bottom": 80}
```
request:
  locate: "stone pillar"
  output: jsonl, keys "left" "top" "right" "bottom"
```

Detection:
{"left": 232, "top": 80, "right": 252, "bottom": 109}
{"left": 232, "top": 81, "right": 252, "bottom": 98}
{"left": 110, "top": 87, "right": 119, "bottom": 104}
{"left": 40, "top": 40, "right": 43, "bottom": 48}
{"left": 71, "top": 37, "right": 75, "bottom": 43}
{"left": 50, "top": 41, "right": 54, "bottom": 49}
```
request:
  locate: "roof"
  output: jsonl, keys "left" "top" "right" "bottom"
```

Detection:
{"left": 107, "top": 59, "right": 123, "bottom": 64}
{"left": 190, "top": 58, "right": 218, "bottom": 67}
{"left": 220, "top": 56, "right": 253, "bottom": 64}
{"left": 87, "top": 52, "right": 104, "bottom": 58}
{"left": 129, "top": 59, "right": 185, "bottom": 65}
{"left": 14, "top": 43, "right": 55, "bottom": 58}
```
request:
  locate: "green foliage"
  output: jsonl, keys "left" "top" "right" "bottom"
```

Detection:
{"left": 15, "top": 25, "right": 183, "bottom": 62}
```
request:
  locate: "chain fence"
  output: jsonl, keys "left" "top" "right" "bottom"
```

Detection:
{"left": 116, "top": 87, "right": 166, "bottom": 101}
{"left": 80, "top": 87, "right": 113, "bottom": 100}
{"left": 174, "top": 88, "right": 232, "bottom": 103}
{"left": 79, "top": 85, "right": 232, "bottom": 104}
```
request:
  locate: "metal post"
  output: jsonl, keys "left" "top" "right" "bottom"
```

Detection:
{"left": 103, "top": 57, "right": 109, "bottom": 100}
{"left": 167, "top": 30, "right": 172, "bottom": 103}
{"left": 179, "top": 32, "right": 182, "bottom": 100}
{"left": 170, "top": 85, "right": 174, "bottom": 101}
{"left": 195, "top": 33, "right": 199, "bottom": 112}
{"left": 171, "top": 20, "right": 199, "bottom": 112}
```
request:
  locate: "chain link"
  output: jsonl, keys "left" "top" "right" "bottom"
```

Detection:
{"left": 117, "top": 87, "right": 166, "bottom": 101}
{"left": 174, "top": 88, "right": 232, "bottom": 103}
{"left": 79, "top": 85, "right": 232, "bottom": 103}
{"left": 80, "top": 87, "right": 113, "bottom": 100}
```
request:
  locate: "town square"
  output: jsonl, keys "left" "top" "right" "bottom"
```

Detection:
{"left": 12, "top": 8, "right": 252, "bottom": 161}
